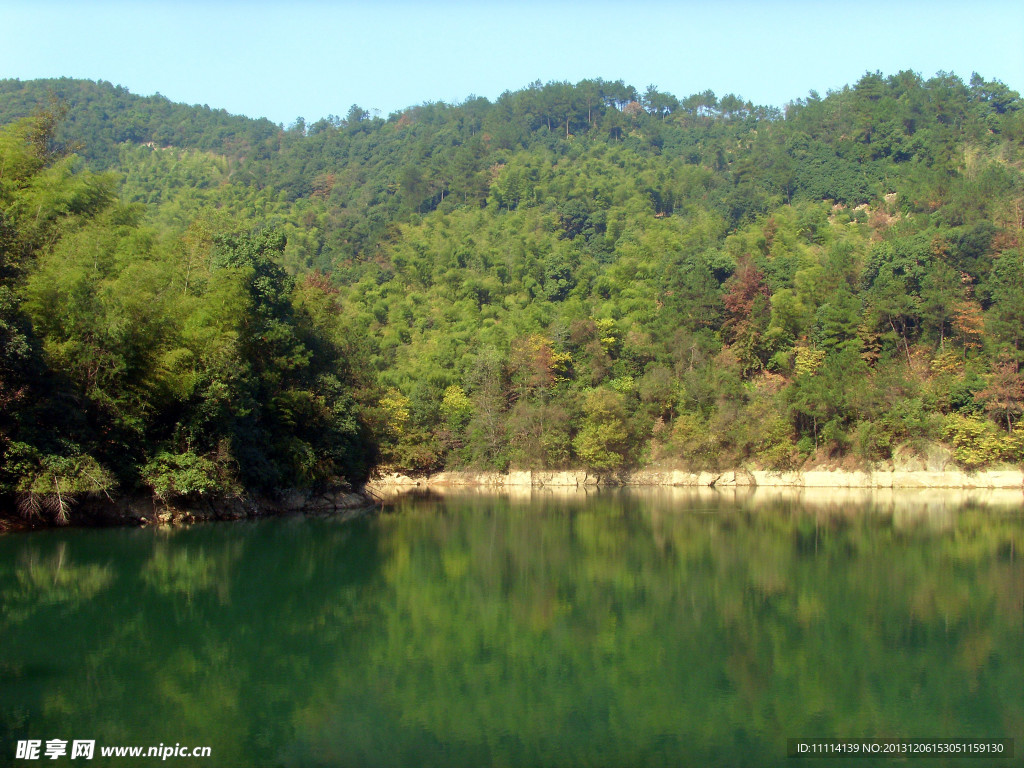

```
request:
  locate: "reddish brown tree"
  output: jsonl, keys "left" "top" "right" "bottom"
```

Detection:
{"left": 721, "top": 256, "right": 772, "bottom": 376}
{"left": 976, "top": 354, "right": 1024, "bottom": 431}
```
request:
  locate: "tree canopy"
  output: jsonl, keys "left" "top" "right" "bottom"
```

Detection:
{"left": 2, "top": 70, "right": 1023, "bottom": 513}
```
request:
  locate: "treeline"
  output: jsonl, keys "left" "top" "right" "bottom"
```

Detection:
{"left": 7, "top": 72, "right": 1021, "bottom": 271}
{"left": 1, "top": 71, "right": 1023, "bottom": 504}
{"left": 0, "top": 78, "right": 281, "bottom": 168}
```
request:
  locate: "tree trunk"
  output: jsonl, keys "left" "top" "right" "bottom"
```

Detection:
{"left": 890, "top": 319, "right": 912, "bottom": 367}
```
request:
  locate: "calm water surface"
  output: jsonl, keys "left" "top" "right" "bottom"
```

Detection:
{"left": 1, "top": 488, "right": 1021, "bottom": 767}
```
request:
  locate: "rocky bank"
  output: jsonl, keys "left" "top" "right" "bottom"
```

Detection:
{"left": 0, "top": 487, "right": 376, "bottom": 532}
{"left": 369, "top": 467, "right": 1024, "bottom": 493}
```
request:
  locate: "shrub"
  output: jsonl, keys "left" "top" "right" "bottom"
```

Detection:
{"left": 941, "top": 414, "right": 1009, "bottom": 468}
{"left": 143, "top": 451, "right": 220, "bottom": 500}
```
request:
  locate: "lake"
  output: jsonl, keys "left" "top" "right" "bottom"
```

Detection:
{"left": 1, "top": 487, "right": 1021, "bottom": 767}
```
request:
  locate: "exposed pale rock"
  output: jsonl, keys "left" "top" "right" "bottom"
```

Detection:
{"left": 669, "top": 470, "right": 702, "bottom": 486}
{"left": 371, "top": 472, "right": 422, "bottom": 486}
{"left": 892, "top": 471, "right": 948, "bottom": 488}
{"left": 873, "top": 472, "right": 894, "bottom": 488}
{"left": 427, "top": 471, "right": 506, "bottom": 486}
{"left": 803, "top": 471, "right": 845, "bottom": 487}
{"left": 697, "top": 472, "right": 718, "bottom": 487}
{"left": 507, "top": 470, "right": 533, "bottom": 486}
{"left": 981, "top": 470, "right": 1024, "bottom": 488}
{"left": 535, "top": 470, "right": 588, "bottom": 486}
{"left": 713, "top": 470, "right": 754, "bottom": 487}
{"left": 625, "top": 470, "right": 672, "bottom": 486}
{"left": 373, "top": 466, "right": 1023, "bottom": 495}
{"left": 750, "top": 471, "right": 802, "bottom": 487}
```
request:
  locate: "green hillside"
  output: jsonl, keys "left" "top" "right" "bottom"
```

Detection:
{"left": 2, "top": 71, "right": 1023, "bottom": 518}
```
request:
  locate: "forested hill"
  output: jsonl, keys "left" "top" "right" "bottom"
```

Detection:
{"left": 6, "top": 73, "right": 1021, "bottom": 267}
{"left": 1, "top": 72, "right": 1023, "bottom": 519}
{"left": 0, "top": 78, "right": 280, "bottom": 168}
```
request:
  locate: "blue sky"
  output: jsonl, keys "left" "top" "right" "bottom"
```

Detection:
{"left": 2, "top": 1, "right": 1022, "bottom": 125}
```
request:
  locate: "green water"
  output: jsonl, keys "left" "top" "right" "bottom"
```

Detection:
{"left": 1, "top": 489, "right": 1021, "bottom": 767}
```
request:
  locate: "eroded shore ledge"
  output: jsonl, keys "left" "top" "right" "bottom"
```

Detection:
{"left": 6, "top": 468, "right": 1022, "bottom": 532}
{"left": 370, "top": 467, "right": 1024, "bottom": 492}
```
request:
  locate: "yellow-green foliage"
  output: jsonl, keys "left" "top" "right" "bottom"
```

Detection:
{"left": 942, "top": 414, "right": 1019, "bottom": 468}
{"left": 671, "top": 413, "right": 720, "bottom": 468}
{"left": 573, "top": 389, "right": 631, "bottom": 470}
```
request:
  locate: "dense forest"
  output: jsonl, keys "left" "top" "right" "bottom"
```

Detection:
{"left": 1, "top": 71, "right": 1023, "bottom": 519}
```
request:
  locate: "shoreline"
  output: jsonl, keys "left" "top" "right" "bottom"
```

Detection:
{"left": 5, "top": 467, "right": 1021, "bottom": 533}
{"left": 369, "top": 467, "right": 1024, "bottom": 492}
{"left": 0, "top": 487, "right": 377, "bottom": 534}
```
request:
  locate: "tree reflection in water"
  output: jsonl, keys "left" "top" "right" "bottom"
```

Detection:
{"left": 1, "top": 489, "right": 1020, "bottom": 767}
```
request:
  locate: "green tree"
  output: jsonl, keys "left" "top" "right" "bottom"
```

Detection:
{"left": 573, "top": 389, "right": 631, "bottom": 471}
